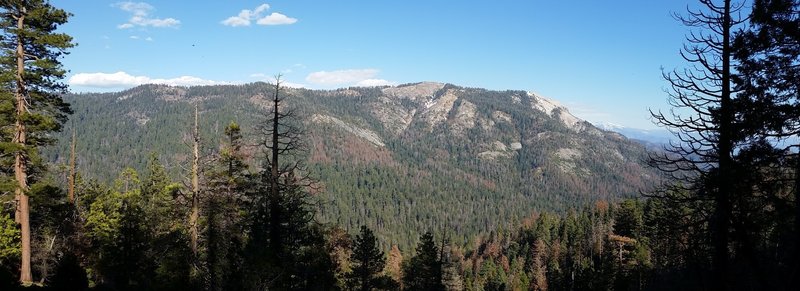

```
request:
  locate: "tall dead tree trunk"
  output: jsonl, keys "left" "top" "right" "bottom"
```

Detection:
{"left": 648, "top": 0, "right": 744, "bottom": 289}
{"left": 190, "top": 104, "right": 200, "bottom": 256}
{"left": 269, "top": 78, "right": 282, "bottom": 253}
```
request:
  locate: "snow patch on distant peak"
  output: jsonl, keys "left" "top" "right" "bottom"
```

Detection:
{"left": 593, "top": 121, "right": 625, "bottom": 131}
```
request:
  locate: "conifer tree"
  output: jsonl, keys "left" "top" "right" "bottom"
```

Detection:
{"left": 0, "top": 0, "right": 74, "bottom": 283}
{"left": 244, "top": 76, "right": 328, "bottom": 289}
{"left": 347, "top": 225, "right": 395, "bottom": 291}
{"left": 204, "top": 121, "right": 249, "bottom": 291}
{"left": 402, "top": 232, "right": 444, "bottom": 291}
{"left": 733, "top": 0, "right": 800, "bottom": 287}
{"left": 648, "top": 0, "right": 745, "bottom": 287}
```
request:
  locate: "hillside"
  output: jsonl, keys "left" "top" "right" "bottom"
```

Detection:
{"left": 44, "top": 82, "right": 657, "bottom": 248}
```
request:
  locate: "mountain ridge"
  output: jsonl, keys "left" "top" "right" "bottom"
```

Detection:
{"left": 46, "top": 81, "right": 658, "bottom": 248}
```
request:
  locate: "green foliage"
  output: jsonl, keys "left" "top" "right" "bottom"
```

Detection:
{"left": 0, "top": 213, "right": 20, "bottom": 262}
{"left": 84, "top": 186, "right": 123, "bottom": 245}
{"left": 240, "top": 81, "right": 340, "bottom": 290}
{"left": 402, "top": 232, "right": 444, "bottom": 291}
{"left": 346, "top": 225, "right": 396, "bottom": 291}
{"left": 457, "top": 201, "right": 657, "bottom": 291}
{"left": 201, "top": 122, "right": 249, "bottom": 291}
{"left": 44, "top": 82, "right": 656, "bottom": 250}
{"left": 0, "top": 0, "right": 75, "bottom": 190}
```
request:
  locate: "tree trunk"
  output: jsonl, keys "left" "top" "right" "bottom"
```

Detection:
{"left": 795, "top": 132, "right": 800, "bottom": 284}
{"left": 68, "top": 130, "right": 76, "bottom": 204}
{"left": 190, "top": 104, "right": 200, "bottom": 256}
{"left": 269, "top": 80, "right": 282, "bottom": 253}
{"left": 13, "top": 9, "right": 33, "bottom": 284}
{"left": 713, "top": 0, "right": 733, "bottom": 288}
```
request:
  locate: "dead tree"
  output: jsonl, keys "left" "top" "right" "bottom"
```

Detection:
{"left": 648, "top": 0, "right": 745, "bottom": 288}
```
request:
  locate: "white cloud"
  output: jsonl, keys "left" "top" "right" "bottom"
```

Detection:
{"left": 305, "top": 69, "right": 380, "bottom": 85}
{"left": 114, "top": 2, "right": 180, "bottom": 29}
{"left": 129, "top": 35, "right": 154, "bottom": 41}
{"left": 355, "top": 79, "right": 396, "bottom": 87}
{"left": 116, "top": 2, "right": 152, "bottom": 13}
{"left": 149, "top": 76, "right": 229, "bottom": 86}
{"left": 222, "top": 4, "right": 296, "bottom": 27}
{"left": 69, "top": 71, "right": 229, "bottom": 88}
{"left": 249, "top": 74, "right": 306, "bottom": 88}
{"left": 256, "top": 13, "right": 297, "bottom": 25}
{"left": 278, "top": 81, "right": 306, "bottom": 88}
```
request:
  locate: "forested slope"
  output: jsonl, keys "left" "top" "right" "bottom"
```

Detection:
{"left": 45, "top": 82, "right": 657, "bottom": 248}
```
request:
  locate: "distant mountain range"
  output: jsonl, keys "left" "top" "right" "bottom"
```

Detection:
{"left": 46, "top": 82, "right": 660, "bottom": 248}
{"left": 593, "top": 121, "right": 673, "bottom": 146}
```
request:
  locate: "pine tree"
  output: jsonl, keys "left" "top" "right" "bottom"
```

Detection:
{"left": 204, "top": 121, "right": 249, "bottom": 291}
{"left": 244, "top": 76, "right": 330, "bottom": 289}
{"left": 0, "top": 0, "right": 74, "bottom": 283}
{"left": 347, "top": 225, "right": 395, "bottom": 291}
{"left": 733, "top": 1, "right": 800, "bottom": 286}
{"left": 648, "top": 0, "right": 745, "bottom": 287}
{"left": 440, "top": 244, "right": 463, "bottom": 291}
{"left": 402, "top": 232, "right": 444, "bottom": 291}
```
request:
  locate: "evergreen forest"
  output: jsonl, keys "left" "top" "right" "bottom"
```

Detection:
{"left": 1, "top": 0, "right": 799, "bottom": 290}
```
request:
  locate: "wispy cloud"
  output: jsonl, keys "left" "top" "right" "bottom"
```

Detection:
{"left": 221, "top": 3, "right": 297, "bottom": 27}
{"left": 129, "top": 35, "right": 154, "bottom": 41}
{"left": 306, "top": 69, "right": 377, "bottom": 85}
{"left": 355, "top": 79, "right": 395, "bottom": 87}
{"left": 249, "top": 74, "right": 307, "bottom": 88}
{"left": 69, "top": 71, "right": 229, "bottom": 88}
{"left": 276, "top": 80, "right": 306, "bottom": 88}
{"left": 221, "top": 4, "right": 269, "bottom": 27}
{"left": 256, "top": 13, "right": 297, "bottom": 25}
{"left": 305, "top": 69, "right": 395, "bottom": 87}
{"left": 114, "top": 2, "right": 180, "bottom": 29}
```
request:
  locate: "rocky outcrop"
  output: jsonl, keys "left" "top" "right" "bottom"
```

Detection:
{"left": 311, "top": 114, "right": 385, "bottom": 147}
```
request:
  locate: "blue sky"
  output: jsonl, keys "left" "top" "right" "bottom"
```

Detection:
{"left": 53, "top": 0, "right": 693, "bottom": 129}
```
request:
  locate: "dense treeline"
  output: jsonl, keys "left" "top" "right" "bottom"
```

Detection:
{"left": 2, "top": 0, "right": 800, "bottom": 290}
{"left": 44, "top": 80, "right": 654, "bottom": 249}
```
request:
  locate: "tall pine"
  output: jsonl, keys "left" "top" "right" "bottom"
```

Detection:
{"left": 204, "top": 121, "right": 249, "bottom": 291}
{"left": 0, "top": 0, "right": 74, "bottom": 283}
{"left": 733, "top": 0, "right": 800, "bottom": 287}
{"left": 649, "top": 0, "right": 744, "bottom": 287}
